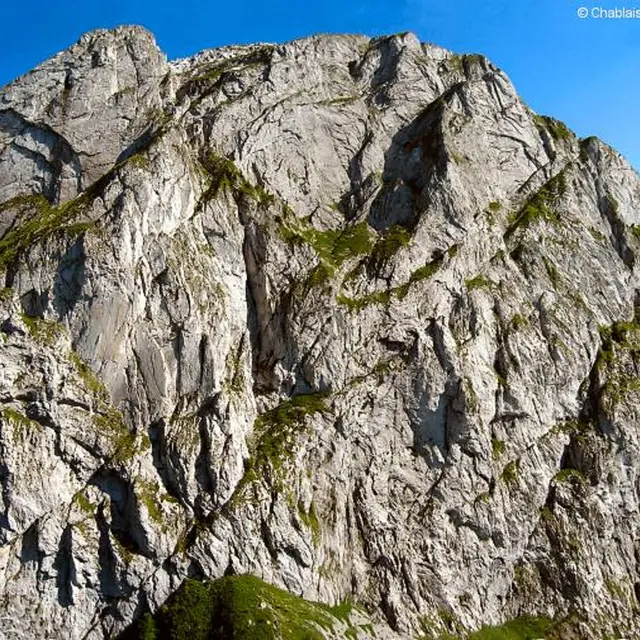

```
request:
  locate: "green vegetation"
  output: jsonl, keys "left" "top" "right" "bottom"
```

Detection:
{"left": 123, "top": 575, "right": 362, "bottom": 640}
{"left": 369, "top": 224, "right": 412, "bottom": 267}
{"left": 547, "top": 419, "right": 587, "bottom": 439}
{"left": 465, "top": 275, "right": 492, "bottom": 291}
{"left": 604, "top": 577, "right": 630, "bottom": 603}
{"left": 491, "top": 438, "right": 505, "bottom": 460}
{"left": 224, "top": 342, "right": 246, "bottom": 397}
{"left": 501, "top": 460, "right": 520, "bottom": 485}
{"left": 589, "top": 226, "right": 607, "bottom": 242}
{"left": 0, "top": 144, "right": 176, "bottom": 270}
{"left": 553, "top": 468, "right": 586, "bottom": 484}
{"left": 231, "top": 393, "right": 330, "bottom": 501}
{"left": 510, "top": 314, "right": 528, "bottom": 331}
{"left": 406, "top": 257, "right": 445, "bottom": 286}
{"left": 135, "top": 479, "right": 172, "bottom": 527}
{"left": 533, "top": 115, "right": 573, "bottom": 142}
{"left": 21, "top": 313, "right": 64, "bottom": 346}
{"left": 279, "top": 215, "right": 374, "bottom": 275}
{"left": 180, "top": 47, "right": 273, "bottom": 102}
{"left": 2, "top": 407, "right": 41, "bottom": 441}
{"left": 200, "top": 154, "right": 275, "bottom": 207}
{"left": 418, "top": 608, "right": 466, "bottom": 640}
{"left": 419, "top": 612, "right": 553, "bottom": 640}
{"left": 469, "top": 615, "right": 552, "bottom": 640}
{"left": 337, "top": 255, "right": 444, "bottom": 311}
{"left": 93, "top": 408, "right": 141, "bottom": 463}
{"left": 253, "top": 393, "right": 328, "bottom": 471}
{"left": 74, "top": 490, "right": 95, "bottom": 516}
{"left": 112, "top": 535, "right": 135, "bottom": 565}
{"left": 505, "top": 173, "right": 566, "bottom": 238}
{"left": 70, "top": 350, "right": 147, "bottom": 464}
{"left": 630, "top": 224, "right": 640, "bottom": 240}
{"left": 463, "top": 378, "right": 479, "bottom": 412}
{"left": 0, "top": 193, "right": 91, "bottom": 269}
{"left": 127, "top": 153, "right": 150, "bottom": 169}
{"left": 488, "top": 201, "right": 502, "bottom": 213}
{"left": 539, "top": 506, "right": 555, "bottom": 524}
{"left": 595, "top": 318, "right": 640, "bottom": 414}
{"left": 448, "top": 53, "right": 484, "bottom": 74}
{"left": 69, "top": 351, "right": 109, "bottom": 400}
{"left": 298, "top": 500, "right": 321, "bottom": 544}
{"left": 337, "top": 290, "right": 390, "bottom": 312}
{"left": 137, "top": 614, "right": 157, "bottom": 640}
{"left": 605, "top": 193, "right": 619, "bottom": 214}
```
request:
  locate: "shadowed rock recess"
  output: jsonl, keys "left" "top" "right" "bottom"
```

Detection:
{"left": 1, "top": 24, "right": 640, "bottom": 640}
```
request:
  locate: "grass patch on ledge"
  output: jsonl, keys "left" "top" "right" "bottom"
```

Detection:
{"left": 465, "top": 274, "right": 493, "bottom": 291}
{"left": 122, "top": 575, "right": 361, "bottom": 640}
{"left": 594, "top": 317, "right": 640, "bottom": 414}
{"left": 251, "top": 393, "right": 329, "bottom": 473}
{"left": 2, "top": 407, "right": 42, "bottom": 442}
{"left": 491, "top": 438, "right": 505, "bottom": 460}
{"left": 199, "top": 153, "right": 275, "bottom": 207}
{"left": 369, "top": 224, "right": 413, "bottom": 268}
{"left": 0, "top": 193, "right": 92, "bottom": 269}
{"left": 279, "top": 214, "right": 375, "bottom": 275}
{"left": 504, "top": 172, "right": 567, "bottom": 239}
{"left": 533, "top": 115, "right": 573, "bottom": 142}
{"left": 419, "top": 613, "right": 553, "bottom": 640}
{"left": 500, "top": 460, "right": 520, "bottom": 485}
{"left": 21, "top": 314, "right": 65, "bottom": 346}
{"left": 337, "top": 255, "right": 444, "bottom": 312}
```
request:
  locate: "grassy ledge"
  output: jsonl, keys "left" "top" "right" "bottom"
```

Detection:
{"left": 0, "top": 194, "right": 91, "bottom": 269}
{"left": 505, "top": 172, "right": 567, "bottom": 239}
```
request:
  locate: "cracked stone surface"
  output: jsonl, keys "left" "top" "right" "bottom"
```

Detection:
{"left": 1, "top": 25, "right": 640, "bottom": 639}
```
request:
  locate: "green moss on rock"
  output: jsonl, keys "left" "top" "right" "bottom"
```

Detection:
{"left": 491, "top": 438, "right": 505, "bottom": 460}
{"left": 465, "top": 274, "right": 492, "bottom": 291}
{"left": 369, "top": 224, "right": 412, "bottom": 267}
{"left": 280, "top": 215, "right": 374, "bottom": 275}
{"left": 231, "top": 393, "right": 330, "bottom": 503}
{"left": 337, "top": 255, "right": 444, "bottom": 311}
{"left": 0, "top": 193, "right": 91, "bottom": 269}
{"left": 501, "top": 460, "right": 520, "bottom": 485}
{"left": 505, "top": 173, "right": 566, "bottom": 238}
{"left": 21, "top": 314, "right": 65, "bottom": 346}
{"left": 2, "top": 407, "right": 42, "bottom": 442}
{"left": 200, "top": 153, "right": 275, "bottom": 207}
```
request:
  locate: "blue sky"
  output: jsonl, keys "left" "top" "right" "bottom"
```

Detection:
{"left": 1, "top": 0, "right": 638, "bottom": 170}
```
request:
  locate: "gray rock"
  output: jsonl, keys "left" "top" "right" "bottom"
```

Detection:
{"left": 0, "top": 26, "right": 639, "bottom": 639}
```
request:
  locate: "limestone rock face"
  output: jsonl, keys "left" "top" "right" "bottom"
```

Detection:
{"left": 1, "top": 26, "right": 640, "bottom": 639}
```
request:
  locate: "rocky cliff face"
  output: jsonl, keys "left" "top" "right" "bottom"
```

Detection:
{"left": 1, "top": 25, "right": 640, "bottom": 640}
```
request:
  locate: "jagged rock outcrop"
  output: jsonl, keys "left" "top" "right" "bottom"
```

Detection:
{"left": 1, "top": 25, "right": 640, "bottom": 639}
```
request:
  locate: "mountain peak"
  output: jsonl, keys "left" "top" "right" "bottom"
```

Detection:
{"left": 0, "top": 27, "right": 639, "bottom": 640}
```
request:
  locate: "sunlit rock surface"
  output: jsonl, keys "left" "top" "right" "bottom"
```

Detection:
{"left": 1, "top": 26, "right": 640, "bottom": 639}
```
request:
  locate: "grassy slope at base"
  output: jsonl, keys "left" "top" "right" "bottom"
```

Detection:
{"left": 120, "top": 575, "right": 358, "bottom": 640}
